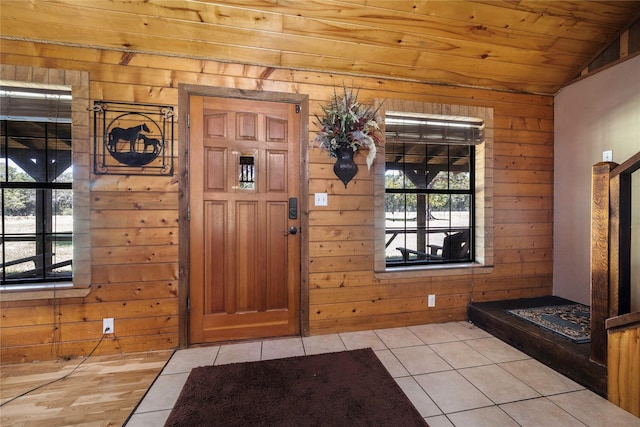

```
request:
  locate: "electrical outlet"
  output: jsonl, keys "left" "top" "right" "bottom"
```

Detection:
{"left": 314, "top": 193, "right": 328, "bottom": 206}
{"left": 103, "top": 318, "right": 114, "bottom": 334}
{"left": 428, "top": 294, "right": 436, "bottom": 307}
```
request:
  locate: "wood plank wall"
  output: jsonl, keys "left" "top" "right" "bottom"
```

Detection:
{"left": 607, "top": 313, "right": 640, "bottom": 417}
{"left": 0, "top": 38, "right": 553, "bottom": 363}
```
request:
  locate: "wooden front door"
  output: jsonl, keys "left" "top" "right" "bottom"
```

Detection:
{"left": 188, "top": 95, "right": 300, "bottom": 343}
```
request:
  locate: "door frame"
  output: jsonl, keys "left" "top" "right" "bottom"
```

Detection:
{"left": 177, "top": 84, "right": 309, "bottom": 348}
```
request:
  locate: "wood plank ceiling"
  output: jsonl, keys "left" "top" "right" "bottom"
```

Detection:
{"left": 1, "top": 0, "right": 639, "bottom": 94}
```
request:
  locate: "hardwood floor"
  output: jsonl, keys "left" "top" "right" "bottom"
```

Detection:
{"left": 0, "top": 350, "right": 172, "bottom": 426}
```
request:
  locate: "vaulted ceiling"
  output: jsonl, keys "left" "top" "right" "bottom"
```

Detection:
{"left": 1, "top": 0, "right": 639, "bottom": 95}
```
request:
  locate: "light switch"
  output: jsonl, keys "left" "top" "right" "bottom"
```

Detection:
{"left": 315, "top": 193, "right": 328, "bottom": 206}
{"left": 603, "top": 150, "right": 613, "bottom": 162}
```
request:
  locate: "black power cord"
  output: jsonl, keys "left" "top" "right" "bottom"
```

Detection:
{"left": 1, "top": 332, "right": 107, "bottom": 407}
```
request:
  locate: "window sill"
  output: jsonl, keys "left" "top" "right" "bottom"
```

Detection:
{"left": 0, "top": 283, "right": 91, "bottom": 302}
{"left": 375, "top": 263, "right": 493, "bottom": 280}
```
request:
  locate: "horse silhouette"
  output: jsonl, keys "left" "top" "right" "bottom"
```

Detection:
{"left": 108, "top": 123, "right": 150, "bottom": 152}
{"left": 138, "top": 134, "right": 163, "bottom": 154}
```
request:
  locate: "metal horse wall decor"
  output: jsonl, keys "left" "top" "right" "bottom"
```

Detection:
{"left": 93, "top": 101, "right": 174, "bottom": 175}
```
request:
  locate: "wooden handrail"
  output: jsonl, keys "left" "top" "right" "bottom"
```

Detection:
{"left": 610, "top": 150, "right": 640, "bottom": 178}
{"left": 590, "top": 150, "right": 639, "bottom": 366}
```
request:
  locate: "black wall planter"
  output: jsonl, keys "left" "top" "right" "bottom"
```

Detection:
{"left": 333, "top": 144, "right": 358, "bottom": 188}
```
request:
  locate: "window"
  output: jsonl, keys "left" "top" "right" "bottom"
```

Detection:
{"left": 239, "top": 154, "right": 256, "bottom": 190}
{"left": 384, "top": 113, "right": 484, "bottom": 267}
{"left": 1, "top": 86, "right": 73, "bottom": 286}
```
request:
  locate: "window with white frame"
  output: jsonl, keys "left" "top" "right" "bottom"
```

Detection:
{"left": 384, "top": 112, "right": 484, "bottom": 267}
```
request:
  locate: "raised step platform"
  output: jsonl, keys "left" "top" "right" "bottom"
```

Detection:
{"left": 468, "top": 296, "right": 607, "bottom": 397}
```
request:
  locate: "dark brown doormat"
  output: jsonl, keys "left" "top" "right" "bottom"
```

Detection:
{"left": 164, "top": 348, "right": 428, "bottom": 426}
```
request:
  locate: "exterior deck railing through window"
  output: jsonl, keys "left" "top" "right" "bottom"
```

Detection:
{"left": 386, "top": 227, "right": 472, "bottom": 265}
{"left": 1, "top": 232, "right": 72, "bottom": 283}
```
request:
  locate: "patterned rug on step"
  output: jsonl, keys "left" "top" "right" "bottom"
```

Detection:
{"left": 507, "top": 304, "right": 591, "bottom": 343}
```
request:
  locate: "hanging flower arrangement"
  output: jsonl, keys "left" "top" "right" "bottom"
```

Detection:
{"left": 313, "top": 85, "right": 383, "bottom": 170}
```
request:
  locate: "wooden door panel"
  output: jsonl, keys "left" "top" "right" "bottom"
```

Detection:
{"left": 236, "top": 112, "right": 258, "bottom": 140}
{"left": 266, "top": 202, "right": 288, "bottom": 310}
{"left": 204, "top": 201, "right": 225, "bottom": 314}
{"left": 205, "top": 148, "right": 226, "bottom": 191}
{"left": 190, "top": 94, "right": 300, "bottom": 343}
{"left": 266, "top": 150, "right": 287, "bottom": 192}
{"left": 202, "top": 310, "right": 290, "bottom": 341}
{"left": 205, "top": 113, "right": 227, "bottom": 138}
{"left": 266, "top": 116, "right": 287, "bottom": 141}
{"left": 235, "top": 200, "right": 259, "bottom": 313}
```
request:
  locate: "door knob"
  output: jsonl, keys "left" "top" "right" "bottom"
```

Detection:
{"left": 288, "top": 226, "right": 297, "bottom": 235}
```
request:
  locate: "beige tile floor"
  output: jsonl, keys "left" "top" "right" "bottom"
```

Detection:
{"left": 127, "top": 321, "right": 640, "bottom": 427}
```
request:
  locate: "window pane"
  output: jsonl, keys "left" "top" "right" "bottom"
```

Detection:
{"left": 3, "top": 188, "right": 37, "bottom": 221}
{"left": 1, "top": 241, "right": 36, "bottom": 278}
{"left": 1, "top": 187, "right": 73, "bottom": 282}
{"left": 50, "top": 188, "right": 73, "bottom": 279}
{"left": 2, "top": 123, "right": 71, "bottom": 183}
{"left": 428, "top": 171, "right": 450, "bottom": 190}
{"left": 49, "top": 238, "right": 73, "bottom": 279}
{"left": 450, "top": 145, "right": 471, "bottom": 190}
{"left": 429, "top": 193, "right": 450, "bottom": 213}
{"left": 13, "top": 135, "right": 48, "bottom": 182}
{"left": 53, "top": 165, "right": 73, "bottom": 184}
{"left": 385, "top": 192, "right": 407, "bottom": 262}
{"left": 451, "top": 171, "right": 470, "bottom": 190}
{"left": 385, "top": 169, "right": 402, "bottom": 190}
{"left": 2, "top": 160, "right": 35, "bottom": 183}
{"left": 385, "top": 168, "right": 417, "bottom": 190}
{"left": 239, "top": 155, "right": 255, "bottom": 190}
{"left": 451, "top": 194, "right": 472, "bottom": 225}
{"left": 2, "top": 185, "right": 36, "bottom": 215}
{"left": 1, "top": 211, "right": 36, "bottom": 279}
{"left": 53, "top": 188, "right": 73, "bottom": 221}
{"left": 426, "top": 144, "right": 449, "bottom": 189}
